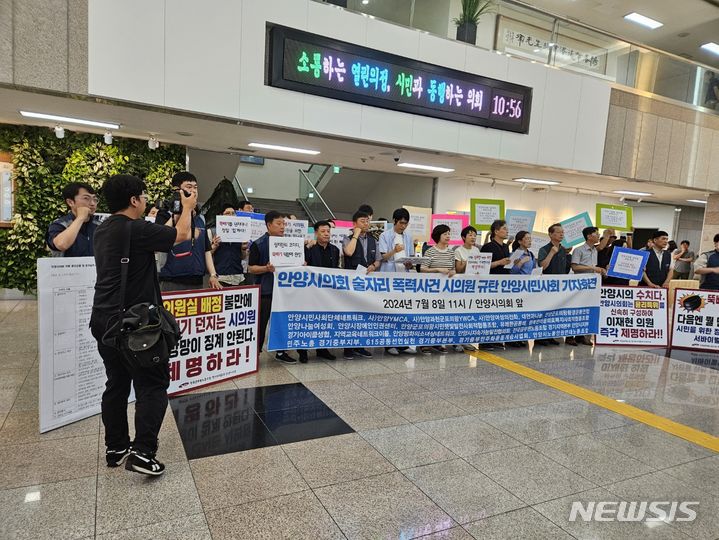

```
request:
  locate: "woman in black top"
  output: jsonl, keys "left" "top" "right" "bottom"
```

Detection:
{"left": 480, "top": 220, "right": 512, "bottom": 274}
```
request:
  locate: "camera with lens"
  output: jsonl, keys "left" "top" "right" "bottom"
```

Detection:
{"left": 157, "top": 189, "right": 191, "bottom": 215}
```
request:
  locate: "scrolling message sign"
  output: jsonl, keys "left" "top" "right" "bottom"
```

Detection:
{"left": 268, "top": 25, "right": 533, "bottom": 134}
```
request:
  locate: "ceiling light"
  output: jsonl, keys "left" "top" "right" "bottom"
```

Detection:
{"left": 613, "top": 190, "right": 653, "bottom": 197}
{"left": 248, "top": 142, "right": 320, "bottom": 155}
{"left": 624, "top": 12, "right": 663, "bottom": 30}
{"left": 700, "top": 42, "right": 719, "bottom": 56}
{"left": 513, "top": 178, "right": 560, "bottom": 186}
{"left": 362, "top": 0, "right": 369, "bottom": 4}
{"left": 103, "top": 132, "right": 113, "bottom": 145}
{"left": 687, "top": 199, "right": 707, "bottom": 204}
{"left": 246, "top": 187, "right": 254, "bottom": 194}
{"left": 54, "top": 126, "right": 64, "bottom": 139}
{"left": 20, "top": 111, "right": 120, "bottom": 129}
{"left": 397, "top": 163, "right": 455, "bottom": 173}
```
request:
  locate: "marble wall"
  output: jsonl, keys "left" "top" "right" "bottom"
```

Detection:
{"left": 602, "top": 89, "right": 719, "bottom": 190}
{"left": 0, "top": 0, "right": 87, "bottom": 93}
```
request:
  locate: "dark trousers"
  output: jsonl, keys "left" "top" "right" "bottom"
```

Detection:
{"left": 259, "top": 295, "right": 273, "bottom": 352}
{"left": 91, "top": 312, "right": 170, "bottom": 455}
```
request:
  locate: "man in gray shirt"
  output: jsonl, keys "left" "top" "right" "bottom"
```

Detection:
{"left": 571, "top": 227, "right": 607, "bottom": 346}
{"left": 673, "top": 240, "right": 694, "bottom": 279}
{"left": 536, "top": 223, "right": 571, "bottom": 345}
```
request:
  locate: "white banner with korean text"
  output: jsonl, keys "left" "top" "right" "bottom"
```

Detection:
{"left": 596, "top": 286, "right": 668, "bottom": 347}
{"left": 268, "top": 268, "right": 600, "bottom": 350}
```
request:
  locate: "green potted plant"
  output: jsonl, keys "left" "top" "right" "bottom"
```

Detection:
{"left": 454, "top": 0, "right": 496, "bottom": 45}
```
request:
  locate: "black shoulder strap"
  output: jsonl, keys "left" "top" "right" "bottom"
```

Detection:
{"left": 117, "top": 220, "right": 133, "bottom": 318}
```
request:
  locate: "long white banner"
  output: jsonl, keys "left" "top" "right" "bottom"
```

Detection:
{"left": 268, "top": 267, "right": 601, "bottom": 350}
{"left": 38, "top": 257, "right": 259, "bottom": 433}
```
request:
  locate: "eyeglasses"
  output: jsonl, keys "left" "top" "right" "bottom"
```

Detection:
{"left": 77, "top": 195, "right": 99, "bottom": 203}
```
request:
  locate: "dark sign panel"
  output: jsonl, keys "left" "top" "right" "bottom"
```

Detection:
{"left": 267, "top": 25, "right": 532, "bottom": 134}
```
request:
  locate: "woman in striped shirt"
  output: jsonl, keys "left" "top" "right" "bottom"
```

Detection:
{"left": 420, "top": 224, "right": 461, "bottom": 353}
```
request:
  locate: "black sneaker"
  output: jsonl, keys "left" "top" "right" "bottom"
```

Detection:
{"left": 355, "top": 348, "right": 373, "bottom": 358}
{"left": 106, "top": 447, "right": 131, "bottom": 468}
{"left": 317, "top": 349, "right": 336, "bottom": 361}
{"left": 275, "top": 351, "right": 298, "bottom": 364}
{"left": 125, "top": 450, "right": 165, "bottom": 476}
{"left": 342, "top": 349, "right": 355, "bottom": 360}
{"left": 298, "top": 351, "right": 308, "bottom": 364}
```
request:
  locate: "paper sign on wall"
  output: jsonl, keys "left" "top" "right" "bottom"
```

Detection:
{"left": 404, "top": 205, "right": 432, "bottom": 243}
{"left": 596, "top": 203, "right": 632, "bottom": 231}
{"left": 470, "top": 199, "right": 505, "bottom": 231}
{"left": 216, "top": 215, "right": 251, "bottom": 243}
{"left": 607, "top": 247, "right": 650, "bottom": 281}
{"left": 284, "top": 219, "right": 309, "bottom": 238}
{"left": 429, "top": 214, "right": 469, "bottom": 246}
{"left": 559, "top": 212, "right": 593, "bottom": 248}
{"left": 465, "top": 253, "right": 493, "bottom": 275}
{"left": 269, "top": 237, "right": 305, "bottom": 267}
{"left": 505, "top": 209, "right": 536, "bottom": 239}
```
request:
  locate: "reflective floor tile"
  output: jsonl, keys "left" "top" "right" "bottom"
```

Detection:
{"left": 605, "top": 470, "right": 719, "bottom": 539}
{"left": 95, "top": 514, "right": 211, "bottom": 540}
{"left": 171, "top": 390, "right": 279, "bottom": 460}
{"left": 170, "top": 383, "right": 354, "bottom": 459}
{"left": 468, "top": 445, "right": 597, "bottom": 505}
{"left": 0, "top": 476, "right": 96, "bottom": 540}
{"left": 662, "top": 455, "right": 719, "bottom": 495}
{"left": 360, "top": 424, "right": 457, "bottom": 470}
{"left": 332, "top": 400, "right": 410, "bottom": 431}
{"left": 415, "top": 415, "right": 522, "bottom": 457}
{"left": 0, "top": 434, "right": 98, "bottom": 489}
{"left": 463, "top": 507, "right": 573, "bottom": 539}
{"left": 190, "top": 446, "right": 309, "bottom": 512}
{"left": 532, "top": 434, "right": 656, "bottom": 486}
{"left": 206, "top": 490, "right": 344, "bottom": 540}
{"left": 413, "top": 527, "right": 475, "bottom": 540}
{"left": 0, "top": 410, "right": 99, "bottom": 446}
{"left": 593, "top": 424, "right": 712, "bottom": 469}
{"left": 315, "top": 471, "right": 455, "bottom": 540}
{"left": 96, "top": 461, "right": 203, "bottom": 535}
{"left": 282, "top": 433, "right": 394, "bottom": 488}
{"left": 533, "top": 487, "right": 689, "bottom": 540}
{"left": 257, "top": 401, "right": 354, "bottom": 445}
{"left": 403, "top": 459, "right": 525, "bottom": 524}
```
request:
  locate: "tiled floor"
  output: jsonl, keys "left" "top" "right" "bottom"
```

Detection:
{"left": 1, "top": 298, "right": 718, "bottom": 539}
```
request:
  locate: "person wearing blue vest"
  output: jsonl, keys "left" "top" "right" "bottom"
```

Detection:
{"left": 46, "top": 182, "right": 100, "bottom": 257}
{"left": 642, "top": 230, "right": 673, "bottom": 289}
{"left": 248, "top": 210, "right": 298, "bottom": 364}
{"left": 209, "top": 203, "right": 246, "bottom": 287}
{"left": 158, "top": 172, "right": 222, "bottom": 292}
{"left": 694, "top": 234, "right": 719, "bottom": 290}
{"left": 342, "top": 210, "right": 380, "bottom": 360}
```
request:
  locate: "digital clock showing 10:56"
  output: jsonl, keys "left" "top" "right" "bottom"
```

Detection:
{"left": 267, "top": 25, "right": 532, "bottom": 134}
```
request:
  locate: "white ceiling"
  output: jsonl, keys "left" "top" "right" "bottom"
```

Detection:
{"left": 0, "top": 86, "right": 710, "bottom": 208}
{"left": 523, "top": 0, "right": 719, "bottom": 68}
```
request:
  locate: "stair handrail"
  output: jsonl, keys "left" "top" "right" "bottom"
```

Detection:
{"left": 299, "top": 169, "right": 336, "bottom": 220}
{"left": 231, "top": 175, "right": 250, "bottom": 203}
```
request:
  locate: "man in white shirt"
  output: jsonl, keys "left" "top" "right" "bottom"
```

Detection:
{"left": 378, "top": 208, "right": 419, "bottom": 356}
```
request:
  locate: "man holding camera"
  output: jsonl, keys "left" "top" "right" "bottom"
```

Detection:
{"left": 46, "top": 182, "right": 100, "bottom": 257}
{"left": 91, "top": 174, "right": 195, "bottom": 476}
{"left": 158, "top": 172, "right": 222, "bottom": 291}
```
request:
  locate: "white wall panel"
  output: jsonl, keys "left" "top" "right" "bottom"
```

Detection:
{"left": 574, "top": 76, "right": 611, "bottom": 173}
{"left": 308, "top": 1, "right": 366, "bottom": 45}
{"left": 365, "top": 17, "right": 420, "bottom": 59}
{"left": 411, "top": 116, "right": 459, "bottom": 153}
{"left": 303, "top": 94, "right": 362, "bottom": 138}
{"left": 361, "top": 107, "right": 413, "bottom": 146}
{"left": 238, "top": 0, "right": 309, "bottom": 128}
{"left": 88, "top": 0, "right": 165, "bottom": 105}
{"left": 417, "top": 33, "right": 466, "bottom": 71}
{"left": 165, "top": 0, "right": 241, "bottom": 117}
{"left": 537, "top": 69, "right": 581, "bottom": 168}
{"left": 499, "top": 59, "right": 547, "bottom": 164}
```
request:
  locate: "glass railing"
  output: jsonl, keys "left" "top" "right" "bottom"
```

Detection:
{"left": 298, "top": 167, "right": 336, "bottom": 223}
{"left": 319, "top": 0, "right": 719, "bottom": 114}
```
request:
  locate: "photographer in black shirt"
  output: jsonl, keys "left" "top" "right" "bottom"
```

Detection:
{"left": 90, "top": 174, "right": 195, "bottom": 477}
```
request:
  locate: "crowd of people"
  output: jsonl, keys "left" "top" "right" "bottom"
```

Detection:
{"left": 44, "top": 172, "right": 717, "bottom": 475}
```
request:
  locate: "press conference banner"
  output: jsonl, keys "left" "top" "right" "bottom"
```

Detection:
{"left": 268, "top": 268, "right": 600, "bottom": 350}
{"left": 38, "top": 257, "right": 259, "bottom": 433}
{"left": 595, "top": 286, "right": 668, "bottom": 347}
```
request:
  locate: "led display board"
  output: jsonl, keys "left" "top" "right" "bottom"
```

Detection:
{"left": 267, "top": 25, "right": 533, "bottom": 134}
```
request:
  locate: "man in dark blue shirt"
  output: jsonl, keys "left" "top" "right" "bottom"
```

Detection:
{"left": 46, "top": 182, "right": 100, "bottom": 257}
